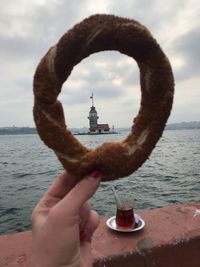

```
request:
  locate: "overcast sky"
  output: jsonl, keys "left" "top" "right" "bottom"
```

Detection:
{"left": 0, "top": 0, "right": 199, "bottom": 128}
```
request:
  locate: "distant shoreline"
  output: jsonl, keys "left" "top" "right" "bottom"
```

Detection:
{"left": 0, "top": 121, "right": 200, "bottom": 135}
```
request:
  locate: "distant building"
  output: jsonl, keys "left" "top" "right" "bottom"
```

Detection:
{"left": 88, "top": 93, "right": 110, "bottom": 134}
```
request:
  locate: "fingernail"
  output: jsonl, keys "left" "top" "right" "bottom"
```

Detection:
{"left": 79, "top": 230, "right": 86, "bottom": 241}
{"left": 89, "top": 170, "right": 101, "bottom": 179}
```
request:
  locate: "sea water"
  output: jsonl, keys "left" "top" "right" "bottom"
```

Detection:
{"left": 0, "top": 129, "right": 200, "bottom": 234}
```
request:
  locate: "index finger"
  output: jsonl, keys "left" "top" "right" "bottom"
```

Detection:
{"left": 32, "top": 170, "right": 79, "bottom": 214}
{"left": 46, "top": 170, "right": 79, "bottom": 199}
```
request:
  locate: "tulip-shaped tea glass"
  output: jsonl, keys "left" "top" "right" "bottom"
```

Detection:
{"left": 112, "top": 187, "right": 135, "bottom": 229}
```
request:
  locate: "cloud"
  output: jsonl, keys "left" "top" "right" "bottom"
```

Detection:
{"left": 171, "top": 26, "right": 200, "bottom": 80}
{"left": 0, "top": 0, "right": 200, "bottom": 127}
{"left": 61, "top": 51, "right": 139, "bottom": 105}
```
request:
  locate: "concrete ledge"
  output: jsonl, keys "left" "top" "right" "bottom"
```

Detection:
{"left": 0, "top": 231, "right": 31, "bottom": 267}
{"left": 0, "top": 203, "right": 200, "bottom": 266}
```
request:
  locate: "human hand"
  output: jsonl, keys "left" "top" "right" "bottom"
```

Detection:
{"left": 30, "top": 170, "right": 101, "bottom": 267}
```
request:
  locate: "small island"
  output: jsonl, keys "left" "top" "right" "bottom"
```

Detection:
{"left": 0, "top": 106, "right": 200, "bottom": 137}
{"left": 81, "top": 92, "right": 117, "bottom": 135}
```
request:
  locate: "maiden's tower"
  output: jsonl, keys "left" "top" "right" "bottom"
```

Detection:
{"left": 88, "top": 93, "right": 110, "bottom": 134}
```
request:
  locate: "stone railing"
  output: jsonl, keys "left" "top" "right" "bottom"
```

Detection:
{"left": 0, "top": 203, "right": 200, "bottom": 267}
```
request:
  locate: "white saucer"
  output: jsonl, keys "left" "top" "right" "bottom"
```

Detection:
{"left": 106, "top": 214, "right": 145, "bottom": 232}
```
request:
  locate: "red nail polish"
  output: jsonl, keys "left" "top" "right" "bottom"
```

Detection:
{"left": 80, "top": 230, "right": 86, "bottom": 241}
{"left": 89, "top": 170, "right": 101, "bottom": 179}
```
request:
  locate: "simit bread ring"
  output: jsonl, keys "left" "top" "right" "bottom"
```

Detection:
{"left": 33, "top": 14, "right": 174, "bottom": 181}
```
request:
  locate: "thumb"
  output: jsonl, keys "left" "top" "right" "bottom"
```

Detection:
{"left": 57, "top": 171, "right": 101, "bottom": 214}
